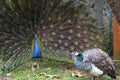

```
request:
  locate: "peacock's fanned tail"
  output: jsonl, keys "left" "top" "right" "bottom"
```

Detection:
{"left": 0, "top": 0, "right": 107, "bottom": 72}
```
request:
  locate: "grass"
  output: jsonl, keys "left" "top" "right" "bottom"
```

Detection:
{"left": 0, "top": 58, "right": 119, "bottom": 80}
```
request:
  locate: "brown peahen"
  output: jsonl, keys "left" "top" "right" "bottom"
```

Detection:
{"left": 71, "top": 48, "right": 116, "bottom": 80}
{"left": 0, "top": 0, "right": 110, "bottom": 73}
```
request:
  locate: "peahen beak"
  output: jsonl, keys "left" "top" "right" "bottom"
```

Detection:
{"left": 71, "top": 52, "right": 79, "bottom": 56}
{"left": 71, "top": 51, "right": 79, "bottom": 60}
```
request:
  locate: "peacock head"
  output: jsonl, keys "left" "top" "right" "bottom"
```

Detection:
{"left": 34, "top": 34, "right": 38, "bottom": 39}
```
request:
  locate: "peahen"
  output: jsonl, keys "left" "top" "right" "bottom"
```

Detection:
{"left": 0, "top": 0, "right": 109, "bottom": 72}
{"left": 71, "top": 48, "right": 116, "bottom": 80}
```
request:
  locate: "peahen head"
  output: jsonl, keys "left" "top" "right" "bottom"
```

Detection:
{"left": 71, "top": 52, "right": 84, "bottom": 61}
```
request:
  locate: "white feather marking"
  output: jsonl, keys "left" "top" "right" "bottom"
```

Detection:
{"left": 71, "top": 52, "right": 79, "bottom": 56}
{"left": 90, "top": 64, "right": 103, "bottom": 76}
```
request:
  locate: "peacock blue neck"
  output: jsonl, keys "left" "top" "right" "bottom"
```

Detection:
{"left": 32, "top": 34, "right": 42, "bottom": 58}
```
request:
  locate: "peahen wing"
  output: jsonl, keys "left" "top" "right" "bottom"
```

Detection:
{"left": 84, "top": 49, "right": 116, "bottom": 78}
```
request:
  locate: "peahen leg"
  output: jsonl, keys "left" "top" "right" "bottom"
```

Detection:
{"left": 92, "top": 76, "right": 103, "bottom": 80}
{"left": 97, "top": 75, "right": 103, "bottom": 80}
{"left": 91, "top": 76, "right": 98, "bottom": 80}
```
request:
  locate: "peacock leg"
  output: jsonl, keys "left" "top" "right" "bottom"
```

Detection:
{"left": 32, "top": 62, "right": 40, "bottom": 71}
{"left": 32, "top": 59, "right": 40, "bottom": 71}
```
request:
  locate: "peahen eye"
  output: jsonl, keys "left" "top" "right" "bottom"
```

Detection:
{"left": 77, "top": 53, "right": 84, "bottom": 61}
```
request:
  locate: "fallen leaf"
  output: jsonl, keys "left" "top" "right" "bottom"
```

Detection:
{"left": 6, "top": 73, "right": 12, "bottom": 77}
{"left": 71, "top": 71, "right": 85, "bottom": 77}
{"left": 32, "top": 62, "right": 39, "bottom": 71}
{"left": 40, "top": 72, "right": 60, "bottom": 79}
{"left": 117, "top": 76, "right": 120, "bottom": 80}
{"left": 46, "top": 68, "right": 51, "bottom": 70}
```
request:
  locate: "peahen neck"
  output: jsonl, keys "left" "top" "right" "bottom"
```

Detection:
{"left": 32, "top": 34, "right": 42, "bottom": 58}
{"left": 77, "top": 53, "right": 84, "bottom": 61}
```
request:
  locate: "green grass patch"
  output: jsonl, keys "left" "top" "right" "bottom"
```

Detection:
{"left": 0, "top": 58, "right": 118, "bottom": 80}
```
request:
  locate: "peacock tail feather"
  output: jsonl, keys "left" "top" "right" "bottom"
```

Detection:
{"left": 0, "top": 0, "right": 109, "bottom": 72}
{"left": 32, "top": 38, "right": 35, "bottom": 52}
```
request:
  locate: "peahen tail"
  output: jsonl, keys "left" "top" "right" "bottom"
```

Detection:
{"left": 0, "top": 0, "right": 107, "bottom": 72}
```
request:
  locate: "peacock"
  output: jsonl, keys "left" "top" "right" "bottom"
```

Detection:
{"left": 0, "top": 0, "right": 110, "bottom": 73}
{"left": 71, "top": 48, "right": 116, "bottom": 80}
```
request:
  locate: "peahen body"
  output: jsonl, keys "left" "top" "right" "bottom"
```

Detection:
{"left": 71, "top": 48, "right": 116, "bottom": 80}
{"left": 0, "top": 0, "right": 109, "bottom": 72}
